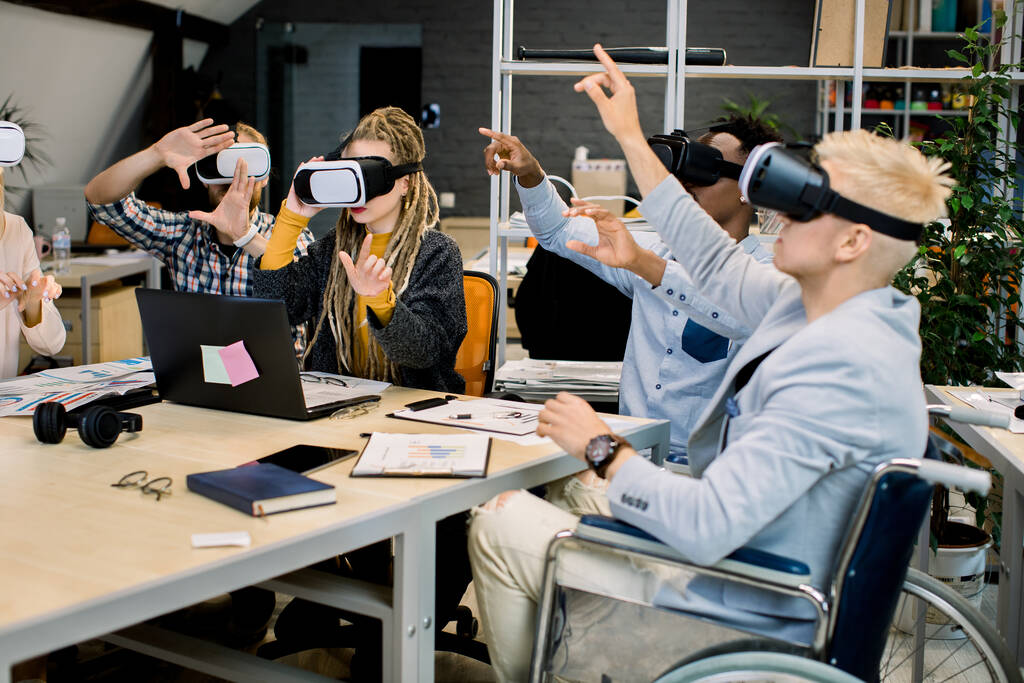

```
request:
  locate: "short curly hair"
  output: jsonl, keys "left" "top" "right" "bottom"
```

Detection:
{"left": 706, "top": 114, "right": 784, "bottom": 154}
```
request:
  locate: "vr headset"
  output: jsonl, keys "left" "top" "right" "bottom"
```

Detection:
{"left": 193, "top": 142, "right": 271, "bottom": 185}
{"left": 0, "top": 121, "right": 25, "bottom": 166}
{"left": 738, "top": 142, "right": 922, "bottom": 242}
{"left": 292, "top": 142, "right": 422, "bottom": 208}
{"left": 647, "top": 129, "right": 744, "bottom": 187}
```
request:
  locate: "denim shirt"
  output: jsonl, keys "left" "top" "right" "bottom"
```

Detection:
{"left": 516, "top": 177, "right": 772, "bottom": 459}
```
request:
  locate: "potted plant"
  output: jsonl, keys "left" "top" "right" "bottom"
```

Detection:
{"left": 0, "top": 94, "right": 51, "bottom": 196}
{"left": 893, "top": 10, "right": 1023, "bottom": 622}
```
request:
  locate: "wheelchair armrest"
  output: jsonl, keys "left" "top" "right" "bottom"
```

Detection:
{"left": 576, "top": 515, "right": 812, "bottom": 588}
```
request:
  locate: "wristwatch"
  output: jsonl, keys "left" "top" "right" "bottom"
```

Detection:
{"left": 233, "top": 222, "right": 260, "bottom": 248}
{"left": 584, "top": 434, "right": 631, "bottom": 479}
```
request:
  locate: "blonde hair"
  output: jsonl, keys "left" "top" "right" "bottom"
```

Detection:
{"left": 0, "top": 167, "right": 6, "bottom": 236}
{"left": 303, "top": 107, "right": 439, "bottom": 381}
{"left": 815, "top": 129, "right": 955, "bottom": 276}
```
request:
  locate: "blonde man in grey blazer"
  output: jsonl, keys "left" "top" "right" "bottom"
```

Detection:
{"left": 467, "top": 45, "right": 955, "bottom": 683}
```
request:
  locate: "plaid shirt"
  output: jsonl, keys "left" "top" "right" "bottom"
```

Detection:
{"left": 87, "top": 193, "right": 315, "bottom": 357}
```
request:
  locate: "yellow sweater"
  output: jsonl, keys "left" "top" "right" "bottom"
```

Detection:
{"left": 263, "top": 202, "right": 396, "bottom": 365}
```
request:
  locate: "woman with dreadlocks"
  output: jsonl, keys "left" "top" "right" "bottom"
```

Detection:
{"left": 252, "top": 107, "right": 471, "bottom": 676}
{"left": 255, "top": 106, "right": 466, "bottom": 391}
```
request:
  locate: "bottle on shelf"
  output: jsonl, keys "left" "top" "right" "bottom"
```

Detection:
{"left": 927, "top": 87, "right": 943, "bottom": 111}
{"left": 52, "top": 217, "right": 71, "bottom": 275}
{"left": 911, "top": 86, "right": 929, "bottom": 111}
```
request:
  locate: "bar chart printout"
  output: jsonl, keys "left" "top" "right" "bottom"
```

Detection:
{"left": 351, "top": 433, "right": 491, "bottom": 477}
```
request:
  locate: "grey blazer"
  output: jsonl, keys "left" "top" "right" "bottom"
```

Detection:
{"left": 606, "top": 176, "right": 927, "bottom": 624}
{"left": 254, "top": 228, "right": 467, "bottom": 393}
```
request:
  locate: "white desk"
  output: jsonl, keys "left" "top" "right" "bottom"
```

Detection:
{"left": 57, "top": 256, "right": 162, "bottom": 364}
{"left": 0, "top": 386, "right": 668, "bottom": 682}
{"left": 926, "top": 385, "right": 1024, "bottom": 665}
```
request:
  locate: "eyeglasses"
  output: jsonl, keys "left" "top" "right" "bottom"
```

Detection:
{"left": 330, "top": 400, "right": 379, "bottom": 421}
{"left": 300, "top": 372, "right": 348, "bottom": 387}
{"left": 111, "top": 470, "right": 173, "bottom": 501}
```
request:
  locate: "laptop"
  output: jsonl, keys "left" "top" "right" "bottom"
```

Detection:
{"left": 136, "top": 289, "right": 380, "bottom": 420}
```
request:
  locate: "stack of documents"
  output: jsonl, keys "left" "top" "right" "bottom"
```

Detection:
{"left": 494, "top": 359, "right": 621, "bottom": 403}
{"left": 0, "top": 357, "right": 155, "bottom": 417}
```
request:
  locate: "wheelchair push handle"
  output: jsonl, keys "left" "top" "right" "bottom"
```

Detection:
{"left": 927, "top": 403, "right": 1011, "bottom": 429}
{"left": 914, "top": 459, "right": 991, "bottom": 496}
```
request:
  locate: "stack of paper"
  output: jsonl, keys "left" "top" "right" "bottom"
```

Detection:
{"left": 494, "top": 359, "right": 621, "bottom": 403}
{"left": 0, "top": 357, "right": 155, "bottom": 417}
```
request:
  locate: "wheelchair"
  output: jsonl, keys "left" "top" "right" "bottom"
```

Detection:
{"left": 529, "top": 408, "right": 1022, "bottom": 683}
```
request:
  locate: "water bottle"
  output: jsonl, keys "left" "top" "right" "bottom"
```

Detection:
{"left": 53, "top": 217, "right": 71, "bottom": 275}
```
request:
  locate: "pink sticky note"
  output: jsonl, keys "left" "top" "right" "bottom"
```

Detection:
{"left": 218, "top": 340, "right": 260, "bottom": 387}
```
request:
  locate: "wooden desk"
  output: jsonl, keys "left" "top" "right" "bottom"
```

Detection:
{"left": 926, "top": 385, "right": 1024, "bottom": 665}
{"left": 0, "top": 386, "right": 668, "bottom": 682}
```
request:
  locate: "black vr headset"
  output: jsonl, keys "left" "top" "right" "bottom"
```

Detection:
{"left": 738, "top": 142, "right": 923, "bottom": 242}
{"left": 0, "top": 121, "right": 25, "bottom": 167}
{"left": 292, "top": 138, "right": 422, "bottom": 208}
{"left": 192, "top": 142, "right": 271, "bottom": 185}
{"left": 647, "top": 129, "right": 744, "bottom": 187}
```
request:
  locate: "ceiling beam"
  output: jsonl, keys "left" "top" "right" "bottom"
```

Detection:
{"left": 4, "top": 0, "right": 229, "bottom": 43}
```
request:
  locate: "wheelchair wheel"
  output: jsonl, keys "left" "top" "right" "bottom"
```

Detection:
{"left": 880, "top": 568, "right": 1022, "bottom": 683}
{"left": 655, "top": 651, "right": 863, "bottom": 683}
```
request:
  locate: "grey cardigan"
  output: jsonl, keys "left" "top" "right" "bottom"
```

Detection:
{"left": 254, "top": 228, "right": 467, "bottom": 393}
{"left": 607, "top": 176, "right": 927, "bottom": 628}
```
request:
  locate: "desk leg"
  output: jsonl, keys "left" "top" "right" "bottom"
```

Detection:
{"left": 80, "top": 275, "right": 91, "bottom": 365}
{"left": 393, "top": 518, "right": 436, "bottom": 683}
{"left": 147, "top": 260, "right": 161, "bottom": 290}
{"left": 999, "top": 473, "right": 1024, "bottom": 663}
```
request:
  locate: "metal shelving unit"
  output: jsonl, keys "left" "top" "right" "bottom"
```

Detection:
{"left": 489, "top": 0, "right": 1023, "bottom": 365}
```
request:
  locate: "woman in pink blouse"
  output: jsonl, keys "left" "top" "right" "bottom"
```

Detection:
{"left": 0, "top": 166, "right": 65, "bottom": 378}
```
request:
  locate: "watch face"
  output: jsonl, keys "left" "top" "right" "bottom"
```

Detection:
{"left": 586, "top": 435, "right": 613, "bottom": 464}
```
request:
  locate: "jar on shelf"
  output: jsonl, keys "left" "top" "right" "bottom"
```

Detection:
{"left": 911, "top": 86, "right": 929, "bottom": 111}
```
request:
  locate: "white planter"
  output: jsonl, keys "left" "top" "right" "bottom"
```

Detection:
{"left": 896, "top": 522, "right": 992, "bottom": 639}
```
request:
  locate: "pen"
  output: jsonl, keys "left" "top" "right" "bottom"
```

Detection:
{"left": 360, "top": 433, "right": 372, "bottom": 438}
{"left": 450, "top": 413, "right": 473, "bottom": 420}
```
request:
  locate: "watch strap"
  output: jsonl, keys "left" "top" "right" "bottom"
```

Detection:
{"left": 233, "top": 222, "right": 260, "bottom": 247}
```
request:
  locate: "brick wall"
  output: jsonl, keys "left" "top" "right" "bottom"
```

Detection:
{"left": 201, "top": 0, "right": 815, "bottom": 217}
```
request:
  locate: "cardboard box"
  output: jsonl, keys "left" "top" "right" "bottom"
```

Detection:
{"left": 811, "top": 0, "right": 893, "bottom": 67}
{"left": 571, "top": 159, "right": 627, "bottom": 217}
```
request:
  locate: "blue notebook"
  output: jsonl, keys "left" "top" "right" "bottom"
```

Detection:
{"left": 187, "top": 462, "right": 336, "bottom": 516}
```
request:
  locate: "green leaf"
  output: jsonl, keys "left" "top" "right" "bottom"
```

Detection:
{"left": 973, "top": 62, "right": 985, "bottom": 77}
{"left": 954, "top": 244, "right": 967, "bottom": 260}
{"left": 947, "top": 49, "right": 969, "bottom": 63}
{"left": 961, "top": 195, "right": 975, "bottom": 210}
{"left": 972, "top": 331, "right": 986, "bottom": 342}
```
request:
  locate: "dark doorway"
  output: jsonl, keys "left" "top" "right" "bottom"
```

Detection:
{"left": 359, "top": 47, "right": 422, "bottom": 120}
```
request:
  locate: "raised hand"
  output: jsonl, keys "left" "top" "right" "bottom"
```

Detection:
{"left": 563, "top": 198, "right": 643, "bottom": 269}
{"left": 573, "top": 44, "right": 644, "bottom": 144}
{"left": 285, "top": 155, "right": 326, "bottom": 217}
{"left": 188, "top": 157, "right": 255, "bottom": 241}
{"left": 537, "top": 391, "right": 612, "bottom": 460}
{"left": 339, "top": 233, "right": 393, "bottom": 297}
{"left": 18, "top": 269, "right": 61, "bottom": 311}
{"left": 478, "top": 128, "right": 545, "bottom": 187}
{"left": 154, "top": 118, "right": 235, "bottom": 190}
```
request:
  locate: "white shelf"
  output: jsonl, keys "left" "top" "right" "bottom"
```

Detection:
{"left": 889, "top": 30, "right": 966, "bottom": 39}
{"left": 830, "top": 108, "right": 971, "bottom": 116}
{"left": 500, "top": 60, "right": 669, "bottom": 77}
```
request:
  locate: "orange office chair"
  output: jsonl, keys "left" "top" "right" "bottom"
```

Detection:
{"left": 455, "top": 270, "right": 499, "bottom": 397}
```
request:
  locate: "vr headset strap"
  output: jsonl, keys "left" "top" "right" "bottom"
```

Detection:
{"left": 830, "top": 195, "right": 923, "bottom": 242}
{"left": 388, "top": 161, "right": 422, "bottom": 180}
{"left": 716, "top": 159, "right": 743, "bottom": 181}
{"left": 799, "top": 179, "right": 922, "bottom": 242}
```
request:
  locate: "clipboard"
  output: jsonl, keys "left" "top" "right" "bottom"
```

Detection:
{"left": 350, "top": 432, "right": 492, "bottom": 478}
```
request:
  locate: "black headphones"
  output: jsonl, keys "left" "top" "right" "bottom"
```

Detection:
{"left": 33, "top": 402, "right": 143, "bottom": 449}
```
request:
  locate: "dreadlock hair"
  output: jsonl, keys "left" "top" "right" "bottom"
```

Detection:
{"left": 302, "top": 106, "right": 439, "bottom": 383}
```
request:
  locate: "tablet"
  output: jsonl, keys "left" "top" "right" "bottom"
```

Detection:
{"left": 248, "top": 444, "right": 358, "bottom": 475}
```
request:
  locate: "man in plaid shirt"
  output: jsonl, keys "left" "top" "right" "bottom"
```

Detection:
{"left": 85, "top": 120, "right": 315, "bottom": 358}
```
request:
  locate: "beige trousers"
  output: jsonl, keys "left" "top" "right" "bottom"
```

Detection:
{"left": 467, "top": 475, "right": 664, "bottom": 682}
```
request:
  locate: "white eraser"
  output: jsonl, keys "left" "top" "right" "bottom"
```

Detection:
{"left": 191, "top": 531, "right": 251, "bottom": 548}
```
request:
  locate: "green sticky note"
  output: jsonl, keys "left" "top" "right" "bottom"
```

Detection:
{"left": 201, "top": 345, "right": 231, "bottom": 385}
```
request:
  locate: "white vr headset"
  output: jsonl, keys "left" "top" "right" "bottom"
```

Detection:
{"left": 292, "top": 156, "right": 422, "bottom": 208}
{"left": 0, "top": 121, "right": 26, "bottom": 167}
{"left": 193, "top": 142, "right": 271, "bottom": 185}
